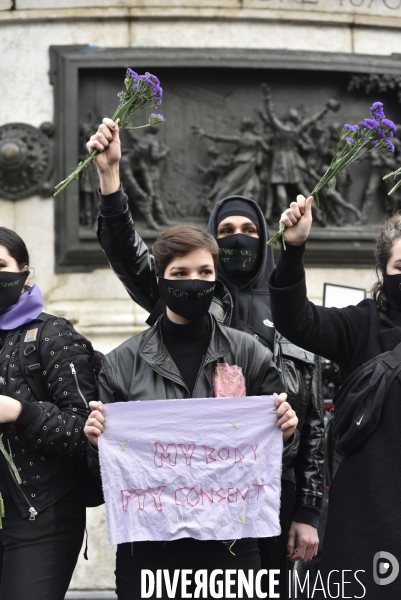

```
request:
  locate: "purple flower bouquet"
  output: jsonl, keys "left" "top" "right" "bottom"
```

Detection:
{"left": 268, "top": 101, "right": 397, "bottom": 247}
{"left": 54, "top": 69, "right": 165, "bottom": 196}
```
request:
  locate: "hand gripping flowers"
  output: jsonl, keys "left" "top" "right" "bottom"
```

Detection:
{"left": 268, "top": 101, "right": 397, "bottom": 247}
{"left": 54, "top": 69, "right": 165, "bottom": 196}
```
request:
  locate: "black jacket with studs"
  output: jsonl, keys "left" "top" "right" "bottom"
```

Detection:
{"left": 0, "top": 316, "right": 97, "bottom": 519}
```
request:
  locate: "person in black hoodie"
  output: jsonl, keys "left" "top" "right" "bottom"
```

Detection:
{"left": 88, "top": 118, "right": 324, "bottom": 597}
{"left": 207, "top": 196, "right": 323, "bottom": 596}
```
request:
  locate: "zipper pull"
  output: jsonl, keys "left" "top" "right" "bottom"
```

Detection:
{"left": 69, "top": 362, "right": 76, "bottom": 375}
{"left": 29, "top": 507, "right": 38, "bottom": 521}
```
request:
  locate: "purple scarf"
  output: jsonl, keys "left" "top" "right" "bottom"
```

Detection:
{"left": 0, "top": 285, "right": 44, "bottom": 330}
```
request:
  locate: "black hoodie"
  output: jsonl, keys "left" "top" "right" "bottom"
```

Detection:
{"left": 207, "top": 195, "right": 275, "bottom": 349}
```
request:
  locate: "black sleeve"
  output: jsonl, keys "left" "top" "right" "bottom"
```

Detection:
{"left": 98, "top": 184, "right": 127, "bottom": 216}
{"left": 14, "top": 319, "right": 97, "bottom": 457}
{"left": 254, "top": 344, "right": 300, "bottom": 469}
{"left": 292, "top": 357, "right": 324, "bottom": 529}
{"left": 97, "top": 187, "right": 160, "bottom": 314}
{"left": 269, "top": 243, "right": 361, "bottom": 366}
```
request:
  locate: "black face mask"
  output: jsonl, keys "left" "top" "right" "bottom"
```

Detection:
{"left": 0, "top": 271, "right": 29, "bottom": 311}
{"left": 383, "top": 273, "right": 401, "bottom": 311}
{"left": 217, "top": 234, "right": 260, "bottom": 275}
{"left": 157, "top": 278, "right": 216, "bottom": 321}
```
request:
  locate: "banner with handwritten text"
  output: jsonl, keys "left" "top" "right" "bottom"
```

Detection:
{"left": 98, "top": 396, "right": 282, "bottom": 545}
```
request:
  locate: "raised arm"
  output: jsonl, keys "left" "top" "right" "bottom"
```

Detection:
{"left": 192, "top": 125, "right": 240, "bottom": 144}
{"left": 299, "top": 98, "right": 341, "bottom": 134}
{"left": 87, "top": 119, "right": 160, "bottom": 313}
{"left": 268, "top": 196, "right": 361, "bottom": 365}
{"left": 260, "top": 84, "right": 284, "bottom": 132}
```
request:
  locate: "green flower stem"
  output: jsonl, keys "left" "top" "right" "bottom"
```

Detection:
{"left": 383, "top": 167, "right": 401, "bottom": 196}
{"left": 267, "top": 225, "right": 287, "bottom": 248}
{"left": 54, "top": 70, "right": 164, "bottom": 197}
{"left": 0, "top": 435, "right": 22, "bottom": 485}
{"left": 54, "top": 149, "right": 99, "bottom": 197}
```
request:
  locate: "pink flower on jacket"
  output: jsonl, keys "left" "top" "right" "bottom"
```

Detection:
{"left": 213, "top": 363, "right": 246, "bottom": 398}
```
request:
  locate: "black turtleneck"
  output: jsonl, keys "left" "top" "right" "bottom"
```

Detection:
{"left": 161, "top": 313, "right": 211, "bottom": 395}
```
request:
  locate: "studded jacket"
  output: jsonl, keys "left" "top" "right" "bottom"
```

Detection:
{"left": 0, "top": 317, "right": 97, "bottom": 519}
{"left": 98, "top": 201, "right": 324, "bottom": 527}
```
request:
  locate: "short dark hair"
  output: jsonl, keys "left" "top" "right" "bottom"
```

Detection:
{"left": 153, "top": 225, "right": 219, "bottom": 276}
{"left": 371, "top": 213, "right": 401, "bottom": 312}
{"left": 0, "top": 227, "right": 29, "bottom": 269}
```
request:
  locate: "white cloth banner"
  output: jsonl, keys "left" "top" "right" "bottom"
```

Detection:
{"left": 98, "top": 396, "right": 282, "bottom": 545}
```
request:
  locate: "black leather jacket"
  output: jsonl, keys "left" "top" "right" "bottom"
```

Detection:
{"left": 97, "top": 314, "right": 299, "bottom": 467}
{"left": 97, "top": 204, "right": 324, "bottom": 526}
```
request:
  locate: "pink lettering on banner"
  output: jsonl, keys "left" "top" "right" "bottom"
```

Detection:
{"left": 201, "top": 488, "right": 214, "bottom": 505}
{"left": 234, "top": 448, "right": 245, "bottom": 464}
{"left": 178, "top": 443, "right": 196, "bottom": 466}
{"left": 250, "top": 444, "right": 259, "bottom": 461}
{"left": 203, "top": 445, "right": 216, "bottom": 464}
{"left": 216, "top": 488, "right": 227, "bottom": 502}
{"left": 174, "top": 487, "right": 186, "bottom": 507}
{"left": 121, "top": 488, "right": 146, "bottom": 511}
{"left": 218, "top": 447, "right": 230, "bottom": 461}
{"left": 154, "top": 442, "right": 177, "bottom": 467}
{"left": 186, "top": 487, "right": 200, "bottom": 507}
{"left": 146, "top": 486, "right": 166, "bottom": 511}
{"left": 213, "top": 363, "right": 246, "bottom": 397}
{"left": 252, "top": 483, "right": 266, "bottom": 500}
{"left": 236, "top": 486, "right": 250, "bottom": 502}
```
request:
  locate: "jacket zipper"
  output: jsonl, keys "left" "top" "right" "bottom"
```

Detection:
{"left": 69, "top": 362, "right": 89, "bottom": 409}
{"left": 9, "top": 468, "right": 38, "bottom": 521}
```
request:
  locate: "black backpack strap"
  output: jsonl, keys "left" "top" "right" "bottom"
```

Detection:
{"left": 18, "top": 314, "right": 55, "bottom": 402}
{"left": 383, "top": 341, "right": 401, "bottom": 394}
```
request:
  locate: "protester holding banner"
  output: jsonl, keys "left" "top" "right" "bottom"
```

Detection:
{"left": 88, "top": 118, "right": 324, "bottom": 598}
{"left": 0, "top": 227, "right": 98, "bottom": 600}
{"left": 84, "top": 219, "right": 299, "bottom": 599}
{"left": 268, "top": 195, "right": 401, "bottom": 599}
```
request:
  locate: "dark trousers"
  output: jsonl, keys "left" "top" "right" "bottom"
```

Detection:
{"left": 258, "top": 479, "right": 296, "bottom": 600}
{"left": 0, "top": 485, "right": 85, "bottom": 600}
{"left": 116, "top": 537, "right": 261, "bottom": 600}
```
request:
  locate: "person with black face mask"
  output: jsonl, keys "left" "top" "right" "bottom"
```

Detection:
{"left": 85, "top": 224, "right": 299, "bottom": 599}
{"left": 208, "top": 196, "right": 323, "bottom": 598}
{"left": 0, "top": 227, "right": 99, "bottom": 600}
{"left": 269, "top": 196, "right": 401, "bottom": 600}
{"left": 89, "top": 118, "right": 324, "bottom": 599}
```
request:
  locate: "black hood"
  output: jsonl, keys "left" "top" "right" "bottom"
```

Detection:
{"left": 207, "top": 195, "right": 276, "bottom": 347}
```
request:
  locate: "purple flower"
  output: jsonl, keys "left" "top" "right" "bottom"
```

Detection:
{"left": 382, "top": 118, "right": 396, "bottom": 132}
{"left": 385, "top": 139, "right": 395, "bottom": 152}
{"left": 371, "top": 141, "right": 377, "bottom": 146}
{"left": 344, "top": 124, "right": 358, "bottom": 132}
{"left": 149, "top": 113, "right": 165, "bottom": 125}
{"left": 138, "top": 74, "right": 154, "bottom": 86}
{"left": 365, "top": 118, "right": 385, "bottom": 138}
{"left": 0, "top": 376, "right": 5, "bottom": 386}
{"left": 128, "top": 68, "right": 139, "bottom": 80}
{"left": 345, "top": 137, "right": 355, "bottom": 145}
{"left": 145, "top": 72, "right": 160, "bottom": 86}
{"left": 370, "top": 101, "right": 385, "bottom": 119}
{"left": 151, "top": 85, "right": 163, "bottom": 107}
{"left": 359, "top": 121, "right": 371, "bottom": 130}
